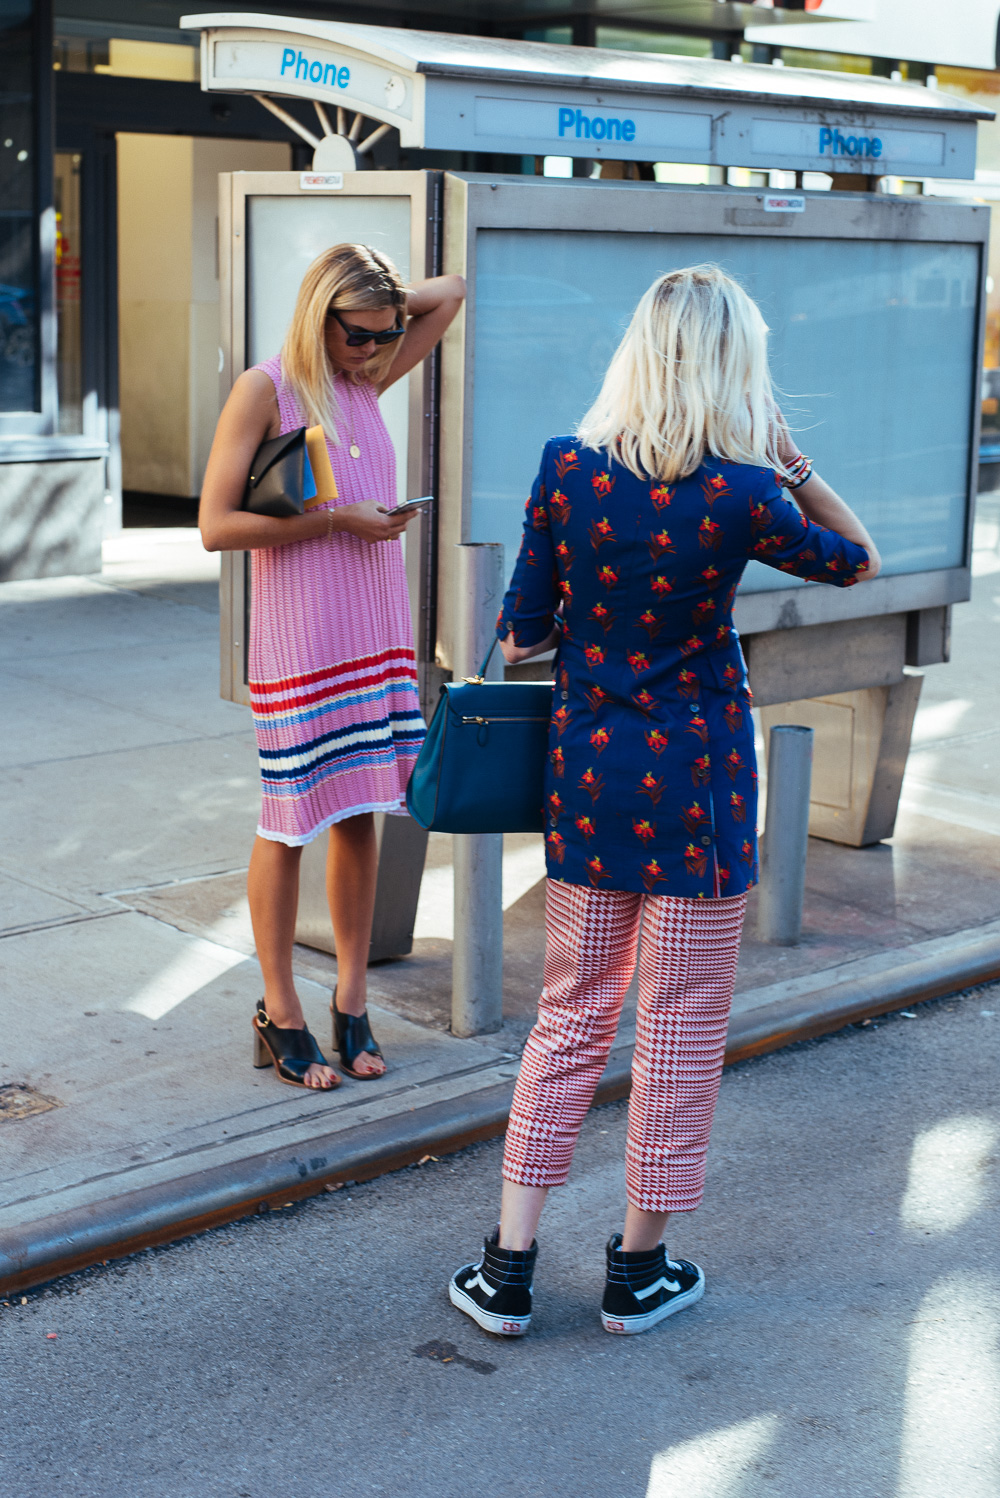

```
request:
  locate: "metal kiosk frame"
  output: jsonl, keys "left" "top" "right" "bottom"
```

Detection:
{"left": 437, "top": 171, "right": 988, "bottom": 845}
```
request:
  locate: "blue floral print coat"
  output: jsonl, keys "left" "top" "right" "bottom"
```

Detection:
{"left": 498, "top": 438, "right": 870, "bottom": 899}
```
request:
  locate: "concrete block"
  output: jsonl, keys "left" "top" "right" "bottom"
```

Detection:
{"left": 761, "top": 674, "right": 923, "bottom": 846}
{"left": 296, "top": 812, "right": 429, "bottom": 962}
{"left": 0, "top": 458, "right": 105, "bottom": 581}
{"left": 905, "top": 605, "right": 951, "bottom": 667}
{"left": 744, "top": 613, "right": 907, "bottom": 707}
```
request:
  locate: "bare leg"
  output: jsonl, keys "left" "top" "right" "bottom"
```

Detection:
{"left": 247, "top": 836, "right": 337, "bottom": 1088}
{"left": 326, "top": 813, "right": 384, "bottom": 1077}
{"left": 622, "top": 1204, "right": 670, "bottom": 1253}
{"left": 499, "top": 1180, "right": 549, "bottom": 1251}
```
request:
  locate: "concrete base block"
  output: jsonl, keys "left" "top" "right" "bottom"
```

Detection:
{"left": 295, "top": 811, "right": 429, "bottom": 962}
{"left": 0, "top": 458, "right": 105, "bottom": 580}
{"left": 761, "top": 674, "right": 923, "bottom": 846}
{"left": 744, "top": 613, "right": 906, "bottom": 707}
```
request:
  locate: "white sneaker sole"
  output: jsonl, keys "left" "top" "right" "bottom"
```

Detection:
{"left": 448, "top": 1279, "right": 531, "bottom": 1337}
{"left": 601, "top": 1275, "right": 705, "bottom": 1335}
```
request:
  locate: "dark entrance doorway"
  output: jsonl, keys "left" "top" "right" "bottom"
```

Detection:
{"left": 55, "top": 68, "right": 304, "bottom": 526}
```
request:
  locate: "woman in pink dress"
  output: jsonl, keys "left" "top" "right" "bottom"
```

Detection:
{"left": 200, "top": 244, "right": 464, "bottom": 1089}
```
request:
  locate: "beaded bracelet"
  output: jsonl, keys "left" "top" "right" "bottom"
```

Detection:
{"left": 780, "top": 453, "right": 814, "bottom": 490}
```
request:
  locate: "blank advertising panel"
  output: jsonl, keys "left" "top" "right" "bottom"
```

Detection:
{"left": 247, "top": 194, "right": 412, "bottom": 502}
{"left": 469, "top": 229, "right": 978, "bottom": 592}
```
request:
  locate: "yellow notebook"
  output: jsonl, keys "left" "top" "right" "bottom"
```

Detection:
{"left": 304, "top": 425, "right": 338, "bottom": 510}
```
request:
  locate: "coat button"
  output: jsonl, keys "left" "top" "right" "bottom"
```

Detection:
{"left": 561, "top": 690, "right": 569, "bottom": 701}
{"left": 689, "top": 704, "right": 699, "bottom": 713}
{"left": 701, "top": 835, "right": 712, "bottom": 846}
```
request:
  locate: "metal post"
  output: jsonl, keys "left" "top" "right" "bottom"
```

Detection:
{"left": 452, "top": 542, "right": 505, "bottom": 1036}
{"left": 757, "top": 724, "right": 814, "bottom": 946}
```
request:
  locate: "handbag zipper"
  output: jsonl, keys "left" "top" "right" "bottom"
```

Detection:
{"left": 460, "top": 715, "right": 549, "bottom": 725}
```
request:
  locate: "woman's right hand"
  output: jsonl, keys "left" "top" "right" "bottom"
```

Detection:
{"left": 330, "top": 499, "right": 415, "bottom": 544}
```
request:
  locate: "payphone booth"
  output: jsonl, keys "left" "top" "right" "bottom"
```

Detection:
{"left": 185, "top": 14, "right": 990, "bottom": 964}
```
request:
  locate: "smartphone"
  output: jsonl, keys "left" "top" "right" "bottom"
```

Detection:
{"left": 392, "top": 494, "right": 434, "bottom": 516}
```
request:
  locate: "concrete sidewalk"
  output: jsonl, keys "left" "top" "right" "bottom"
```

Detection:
{"left": 3, "top": 504, "right": 1000, "bottom": 1289}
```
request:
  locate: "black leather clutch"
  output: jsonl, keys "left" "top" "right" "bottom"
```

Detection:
{"left": 242, "top": 427, "right": 308, "bottom": 518}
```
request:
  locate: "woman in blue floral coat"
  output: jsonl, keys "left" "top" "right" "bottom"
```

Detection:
{"left": 450, "top": 265, "right": 879, "bottom": 1340}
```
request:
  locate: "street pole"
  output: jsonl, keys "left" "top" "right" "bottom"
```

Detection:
{"left": 451, "top": 542, "right": 505, "bottom": 1036}
{"left": 757, "top": 723, "right": 814, "bottom": 946}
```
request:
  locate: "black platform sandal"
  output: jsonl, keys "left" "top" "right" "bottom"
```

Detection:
{"left": 332, "top": 997, "right": 385, "bottom": 1080}
{"left": 252, "top": 999, "right": 339, "bottom": 1090}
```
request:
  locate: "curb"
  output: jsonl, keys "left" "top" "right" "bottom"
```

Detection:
{"left": 724, "top": 928, "right": 1000, "bottom": 1063}
{"left": 4, "top": 930, "right": 999, "bottom": 1296}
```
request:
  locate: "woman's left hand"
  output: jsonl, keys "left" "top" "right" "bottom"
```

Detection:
{"left": 330, "top": 499, "right": 415, "bottom": 545}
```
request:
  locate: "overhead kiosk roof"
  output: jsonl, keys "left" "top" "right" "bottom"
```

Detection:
{"left": 182, "top": 14, "right": 990, "bottom": 178}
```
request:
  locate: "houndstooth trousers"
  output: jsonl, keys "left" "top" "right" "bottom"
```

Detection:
{"left": 502, "top": 880, "right": 748, "bottom": 1214}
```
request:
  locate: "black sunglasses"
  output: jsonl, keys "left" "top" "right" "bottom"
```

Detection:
{"left": 327, "top": 308, "right": 405, "bottom": 347}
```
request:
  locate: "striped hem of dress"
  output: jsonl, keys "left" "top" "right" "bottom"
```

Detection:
{"left": 255, "top": 794, "right": 407, "bottom": 847}
{"left": 256, "top": 715, "right": 425, "bottom": 796}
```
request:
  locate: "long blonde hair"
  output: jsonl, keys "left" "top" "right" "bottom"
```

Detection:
{"left": 281, "top": 242, "right": 407, "bottom": 441}
{"left": 577, "top": 265, "right": 790, "bottom": 483}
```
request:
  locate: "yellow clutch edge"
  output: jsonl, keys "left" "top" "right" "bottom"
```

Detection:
{"left": 304, "top": 425, "right": 338, "bottom": 510}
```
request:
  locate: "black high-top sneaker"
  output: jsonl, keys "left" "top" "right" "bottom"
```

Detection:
{"left": 601, "top": 1232, "right": 705, "bottom": 1335}
{"left": 449, "top": 1227, "right": 537, "bottom": 1336}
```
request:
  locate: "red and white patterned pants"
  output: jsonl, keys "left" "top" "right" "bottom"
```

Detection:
{"left": 502, "top": 881, "right": 748, "bottom": 1214}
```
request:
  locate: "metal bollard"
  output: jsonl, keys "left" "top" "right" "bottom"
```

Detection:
{"left": 757, "top": 724, "right": 814, "bottom": 946}
{"left": 451, "top": 542, "right": 505, "bottom": 1037}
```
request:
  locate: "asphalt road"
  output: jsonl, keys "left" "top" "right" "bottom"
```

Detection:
{"left": 2, "top": 988, "right": 997, "bottom": 1498}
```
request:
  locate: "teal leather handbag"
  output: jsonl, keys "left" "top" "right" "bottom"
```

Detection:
{"left": 406, "top": 643, "right": 554, "bottom": 833}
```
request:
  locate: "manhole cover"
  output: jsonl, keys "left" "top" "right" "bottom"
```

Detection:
{"left": 0, "top": 1084, "right": 60, "bottom": 1122}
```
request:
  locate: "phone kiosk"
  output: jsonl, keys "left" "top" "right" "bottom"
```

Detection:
{"left": 186, "top": 14, "right": 990, "bottom": 967}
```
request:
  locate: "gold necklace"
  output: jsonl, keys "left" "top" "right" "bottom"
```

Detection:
{"left": 341, "top": 375, "right": 361, "bottom": 459}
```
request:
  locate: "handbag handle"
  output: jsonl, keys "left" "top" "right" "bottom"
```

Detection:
{"left": 463, "top": 636, "right": 500, "bottom": 684}
{"left": 468, "top": 620, "right": 563, "bottom": 683}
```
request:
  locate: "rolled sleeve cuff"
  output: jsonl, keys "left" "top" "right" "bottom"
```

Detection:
{"left": 496, "top": 609, "right": 556, "bottom": 648}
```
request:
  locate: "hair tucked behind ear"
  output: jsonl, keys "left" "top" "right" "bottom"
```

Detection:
{"left": 577, "top": 265, "right": 789, "bottom": 483}
{"left": 280, "top": 242, "right": 407, "bottom": 443}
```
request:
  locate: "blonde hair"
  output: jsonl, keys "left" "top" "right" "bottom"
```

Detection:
{"left": 577, "top": 264, "right": 790, "bottom": 483}
{"left": 280, "top": 243, "right": 407, "bottom": 440}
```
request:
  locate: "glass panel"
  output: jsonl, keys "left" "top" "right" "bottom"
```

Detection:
{"left": 247, "top": 195, "right": 412, "bottom": 503}
{"left": 522, "top": 28, "right": 572, "bottom": 46}
{"left": 54, "top": 151, "right": 82, "bottom": 433}
{"left": 469, "top": 229, "right": 978, "bottom": 590}
{"left": 596, "top": 29, "right": 712, "bottom": 59}
{"left": 0, "top": 0, "right": 37, "bottom": 412}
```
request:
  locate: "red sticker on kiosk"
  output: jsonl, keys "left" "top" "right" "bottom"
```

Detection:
{"left": 763, "top": 194, "right": 806, "bottom": 213}
{"left": 300, "top": 172, "right": 344, "bottom": 191}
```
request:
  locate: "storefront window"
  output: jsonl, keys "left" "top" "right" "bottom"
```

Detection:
{"left": 53, "top": 32, "right": 198, "bottom": 82}
{"left": 522, "top": 28, "right": 572, "bottom": 46}
{"left": 0, "top": 0, "right": 38, "bottom": 413}
{"left": 779, "top": 49, "right": 874, "bottom": 75}
{"left": 595, "top": 30, "right": 713, "bottom": 59}
{"left": 935, "top": 67, "right": 1000, "bottom": 465}
{"left": 54, "top": 151, "right": 82, "bottom": 433}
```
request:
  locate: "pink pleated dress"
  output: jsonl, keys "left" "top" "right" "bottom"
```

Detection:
{"left": 248, "top": 357, "right": 425, "bottom": 845}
